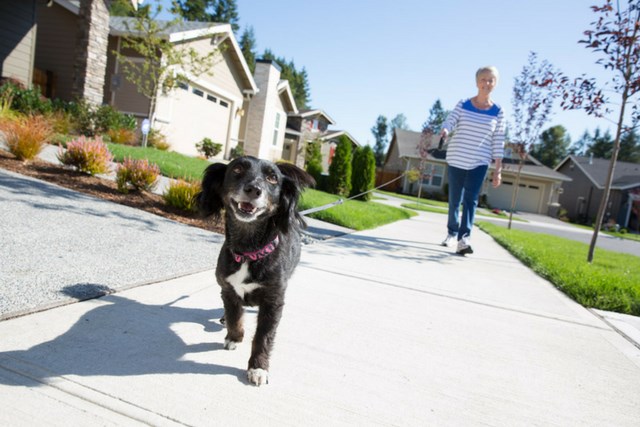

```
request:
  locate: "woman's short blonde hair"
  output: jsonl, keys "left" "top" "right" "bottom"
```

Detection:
{"left": 476, "top": 66, "right": 499, "bottom": 82}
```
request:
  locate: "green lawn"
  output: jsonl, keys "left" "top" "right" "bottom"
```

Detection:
{"left": 299, "top": 189, "right": 416, "bottom": 231}
{"left": 477, "top": 221, "right": 640, "bottom": 315}
{"left": 107, "top": 144, "right": 212, "bottom": 181}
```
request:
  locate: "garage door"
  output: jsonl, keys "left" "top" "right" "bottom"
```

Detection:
{"left": 167, "top": 83, "right": 231, "bottom": 156}
{"left": 488, "top": 180, "right": 543, "bottom": 213}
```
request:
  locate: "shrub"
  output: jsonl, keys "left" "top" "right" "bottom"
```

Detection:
{"left": 350, "top": 145, "right": 376, "bottom": 201}
{"left": 116, "top": 157, "right": 160, "bottom": 194}
{"left": 229, "top": 144, "right": 244, "bottom": 159}
{"left": 65, "top": 99, "right": 96, "bottom": 136}
{"left": 0, "top": 115, "right": 52, "bottom": 160}
{"left": 163, "top": 179, "right": 200, "bottom": 212}
{"left": 196, "top": 137, "right": 222, "bottom": 158}
{"left": 147, "top": 128, "right": 171, "bottom": 150}
{"left": 94, "top": 104, "right": 136, "bottom": 133}
{"left": 107, "top": 128, "right": 137, "bottom": 145}
{"left": 58, "top": 135, "right": 113, "bottom": 175}
{"left": 0, "top": 80, "right": 53, "bottom": 115}
{"left": 327, "top": 135, "right": 352, "bottom": 197}
{"left": 305, "top": 140, "right": 323, "bottom": 183}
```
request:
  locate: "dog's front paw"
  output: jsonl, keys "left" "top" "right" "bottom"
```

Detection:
{"left": 224, "top": 339, "right": 240, "bottom": 350}
{"left": 247, "top": 368, "right": 268, "bottom": 386}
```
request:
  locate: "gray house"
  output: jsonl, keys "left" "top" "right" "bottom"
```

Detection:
{"left": 555, "top": 155, "right": 640, "bottom": 231}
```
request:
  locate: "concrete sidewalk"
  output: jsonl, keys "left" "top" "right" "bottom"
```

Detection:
{"left": 1, "top": 211, "right": 640, "bottom": 425}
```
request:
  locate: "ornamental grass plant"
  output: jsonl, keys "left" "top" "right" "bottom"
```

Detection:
{"left": 163, "top": 179, "right": 201, "bottom": 212}
{"left": 0, "top": 115, "right": 52, "bottom": 161}
{"left": 116, "top": 157, "right": 160, "bottom": 194}
{"left": 58, "top": 135, "right": 113, "bottom": 175}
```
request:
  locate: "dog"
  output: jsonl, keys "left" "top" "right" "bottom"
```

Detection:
{"left": 197, "top": 156, "right": 315, "bottom": 386}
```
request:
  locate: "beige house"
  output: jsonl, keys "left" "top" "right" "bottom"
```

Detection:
{"left": 35, "top": 1, "right": 257, "bottom": 159}
{"left": 241, "top": 59, "right": 297, "bottom": 162}
{"left": 383, "top": 129, "right": 571, "bottom": 215}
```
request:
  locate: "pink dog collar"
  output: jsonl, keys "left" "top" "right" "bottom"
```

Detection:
{"left": 231, "top": 235, "right": 280, "bottom": 263}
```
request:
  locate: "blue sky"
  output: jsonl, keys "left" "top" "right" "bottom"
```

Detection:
{"left": 156, "top": 0, "right": 620, "bottom": 147}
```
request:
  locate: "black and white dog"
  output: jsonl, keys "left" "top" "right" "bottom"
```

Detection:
{"left": 197, "top": 156, "right": 315, "bottom": 386}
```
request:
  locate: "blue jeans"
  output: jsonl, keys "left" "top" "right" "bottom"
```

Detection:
{"left": 446, "top": 164, "right": 488, "bottom": 240}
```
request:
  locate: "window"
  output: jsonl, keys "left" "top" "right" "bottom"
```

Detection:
{"left": 422, "top": 164, "right": 445, "bottom": 187}
{"left": 207, "top": 94, "right": 217, "bottom": 103}
{"left": 192, "top": 88, "right": 203, "bottom": 97}
{"left": 274, "top": 112, "right": 281, "bottom": 128}
{"left": 177, "top": 82, "right": 188, "bottom": 90}
{"left": 272, "top": 129, "right": 279, "bottom": 146}
{"left": 219, "top": 100, "right": 229, "bottom": 108}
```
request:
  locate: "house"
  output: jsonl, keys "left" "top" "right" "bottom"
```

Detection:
{"left": 283, "top": 109, "right": 360, "bottom": 170}
{"left": 382, "top": 129, "right": 571, "bottom": 215}
{"left": 555, "top": 155, "right": 640, "bottom": 231}
{"left": 34, "top": 0, "right": 257, "bottom": 158}
{"left": 240, "top": 59, "right": 297, "bottom": 162}
{"left": 0, "top": 0, "right": 37, "bottom": 88}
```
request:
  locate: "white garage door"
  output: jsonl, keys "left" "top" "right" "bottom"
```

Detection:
{"left": 168, "top": 84, "right": 231, "bottom": 156}
{"left": 488, "top": 180, "right": 543, "bottom": 213}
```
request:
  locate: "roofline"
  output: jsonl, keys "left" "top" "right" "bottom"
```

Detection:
{"left": 53, "top": 0, "right": 79, "bottom": 13}
{"left": 291, "top": 109, "right": 336, "bottom": 125}
{"left": 277, "top": 80, "right": 298, "bottom": 114}
{"left": 320, "top": 130, "right": 361, "bottom": 147}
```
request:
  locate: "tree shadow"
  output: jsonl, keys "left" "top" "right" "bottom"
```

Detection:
{"left": 0, "top": 284, "right": 247, "bottom": 387}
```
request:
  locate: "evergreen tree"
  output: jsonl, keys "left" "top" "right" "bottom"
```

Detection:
{"left": 388, "top": 113, "right": 410, "bottom": 140}
{"left": 328, "top": 136, "right": 352, "bottom": 197}
{"left": 586, "top": 128, "right": 614, "bottom": 159}
{"left": 350, "top": 145, "right": 376, "bottom": 201}
{"left": 262, "top": 50, "right": 310, "bottom": 109}
{"left": 172, "top": 0, "right": 239, "bottom": 33}
{"left": 422, "top": 99, "right": 448, "bottom": 133}
{"left": 305, "top": 140, "right": 323, "bottom": 184}
{"left": 371, "top": 115, "right": 388, "bottom": 166}
{"left": 239, "top": 26, "right": 257, "bottom": 74}
{"left": 530, "top": 125, "right": 571, "bottom": 168}
{"left": 619, "top": 129, "right": 640, "bottom": 163}
{"left": 569, "top": 130, "right": 591, "bottom": 156}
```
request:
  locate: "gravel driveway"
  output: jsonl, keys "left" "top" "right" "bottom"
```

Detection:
{"left": 0, "top": 169, "right": 223, "bottom": 320}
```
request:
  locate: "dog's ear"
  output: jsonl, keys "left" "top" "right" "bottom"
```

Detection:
{"left": 275, "top": 162, "right": 316, "bottom": 233}
{"left": 196, "top": 162, "right": 227, "bottom": 220}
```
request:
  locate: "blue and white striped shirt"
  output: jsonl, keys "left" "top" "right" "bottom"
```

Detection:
{"left": 441, "top": 99, "right": 505, "bottom": 170}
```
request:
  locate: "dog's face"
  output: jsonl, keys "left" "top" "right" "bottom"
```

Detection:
{"left": 224, "top": 157, "right": 283, "bottom": 223}
{"left": 198, "top": 156, "right": 315, "bottom": 232}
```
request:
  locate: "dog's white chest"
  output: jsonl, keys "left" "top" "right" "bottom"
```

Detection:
{"left": 226, "top": 262, "right": 261, "bottom": 298}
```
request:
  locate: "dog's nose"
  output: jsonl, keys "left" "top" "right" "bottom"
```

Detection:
{"left": 243, "top": 184, "right": 262, "bottom": 198}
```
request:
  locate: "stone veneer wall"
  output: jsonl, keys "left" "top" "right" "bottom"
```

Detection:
{"left": 72, "top": 0, "right": 110, "bottom": 105}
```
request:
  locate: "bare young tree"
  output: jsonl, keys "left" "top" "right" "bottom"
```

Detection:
{"left": 548, "top": 0, "right": 640, "bottom": 262}
{"left": 510, "top": 52, "right": 556, "bottom": 229}
{"left": 114, "top": 1, "right": 220, "bottom": 145}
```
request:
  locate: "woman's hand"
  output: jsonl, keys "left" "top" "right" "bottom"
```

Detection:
{"left": 492, "top": 170, "right": 502, "bottom": 188}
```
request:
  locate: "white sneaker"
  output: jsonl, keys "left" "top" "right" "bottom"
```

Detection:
{"left": 441, "top": 234, "right": 456, "bottom": 247}
{"left": 456, "top": 236, "right": 474, "bottom": 255}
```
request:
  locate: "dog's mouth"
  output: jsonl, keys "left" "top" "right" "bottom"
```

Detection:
{"left": 231, "top": 199, "right": 265, "bottom": 221}
{"left": 237, "top": 201, "right": 257, "bottom": 215}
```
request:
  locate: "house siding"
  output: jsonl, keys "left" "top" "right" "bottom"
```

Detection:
{"left": 34, "top": 2, "right": 78, "bottom": 101}
{"left": 1, "top": 0, "right": 37, "bottom": 86}
{"left": 556, "top": 161, "right": 602, "bottom": 222}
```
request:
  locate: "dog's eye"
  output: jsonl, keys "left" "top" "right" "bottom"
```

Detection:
{"left": 232, "top": 165, "right": 243, "bottom": 174}
{"left": 266, "top": 174, "right": 278, "bottom": 184}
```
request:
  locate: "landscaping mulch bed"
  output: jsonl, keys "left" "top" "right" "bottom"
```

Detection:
{"left": 0, "top": 149, "right": 224, "bottom": 235}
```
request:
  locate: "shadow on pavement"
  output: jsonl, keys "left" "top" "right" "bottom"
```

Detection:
{"left": 0, "top": 284, "right": 244, "bottom": 386}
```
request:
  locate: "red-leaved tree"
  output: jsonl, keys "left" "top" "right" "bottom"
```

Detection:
{"left": 547, "top": 0, "right": 640, "bottom": 262}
